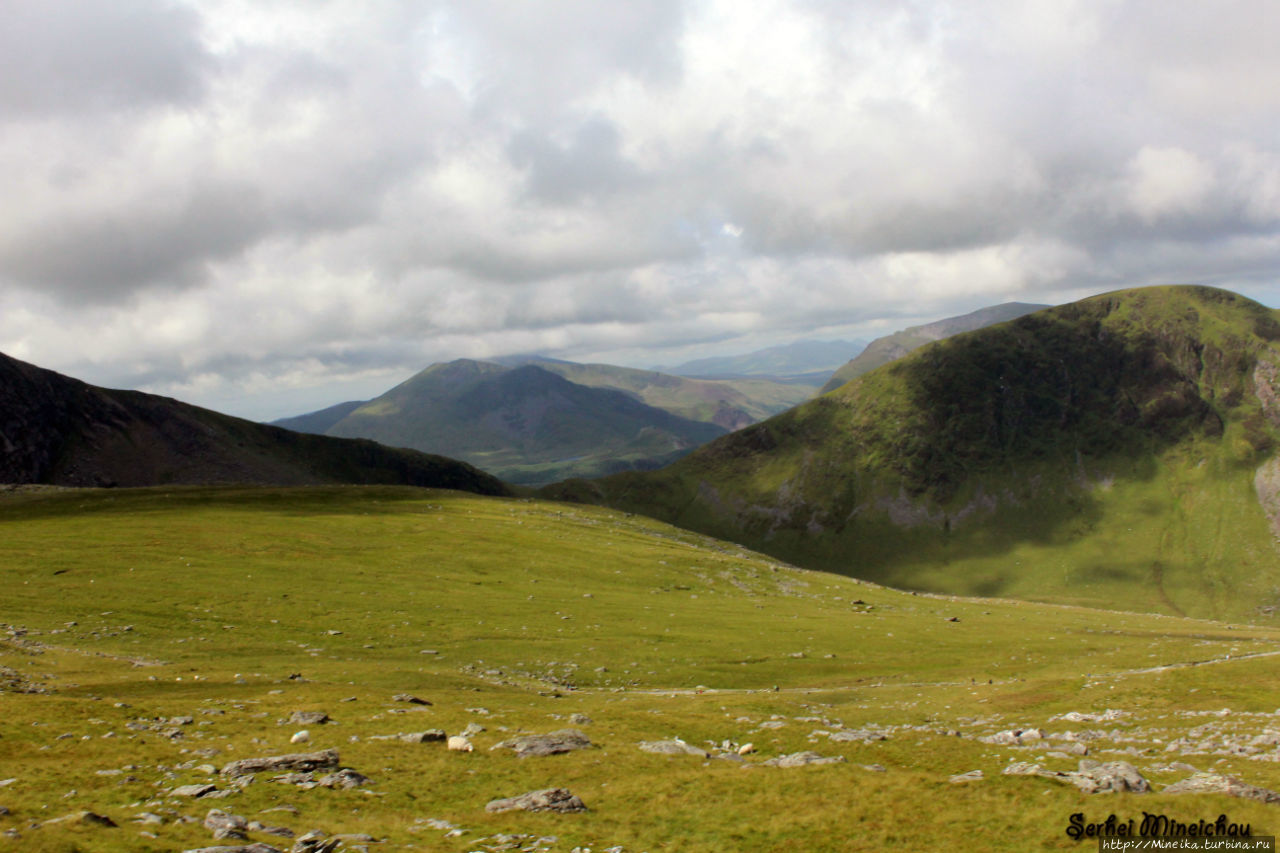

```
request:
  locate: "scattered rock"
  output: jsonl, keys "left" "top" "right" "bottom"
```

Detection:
{"left": 222, "top": 749, "right": 340, "bottom": 777}
{"left": 247, "top": 821, "right": 295, "bottom": 837}
{"left": 392, "top": 694, "right": 431, "bottom": 706}
{"left": 638, "top": 740, "right": 709, "bottom": 758}
{"left": 288, "top": 712, "right": 329, "bottom": 726}
{"left": 184, "top": 844, "right": 283, "bottom": 853}
{"left": 1004, "top": 759, "right": 1148, "bottom": 793}
{"left": 318, "top": 768, "right": 370, "bottom": 790}
{"left": 291, "top": 830, "right": 340, "bottom": 853}
{"left": 949, "top": 770, "right": 984, "bottom": 783}
{"left": 1164, "top": 773, "right": 1280, "bottom": 803}
{"left": 173, "top": 783, "right": 218, "bottom": 798}
{"left": 569, "top": 714, "right": 592, "bottom": 726}
{"left": 204, "top": 809, "right": 249, "bottom": 840}
{"left": 1071, "top": 760, "right": 1149, "bottom": 794}
{"left": 461, "top": 723, "right": 485, "bottom": 737}
{"left": 763, "top": 751, "right": 846, "bottom": 768}
{"left": 43, "top": 810, "right": 117, "bottom": 828}
{"left": 486, "top": 788, "right": 587, "bottom": 814}
{"left": 400, "top": 730, "right": 447, "bottom": 744}
{"left": 981, "top": 728, "right": 1044, "bottom": 746}
{"left": 491, "top": 729, "right": 591, "bottom": 758}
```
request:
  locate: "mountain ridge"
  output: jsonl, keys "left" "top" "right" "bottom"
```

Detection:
{"left": 819, "top": 302, "right": 1049, "bottom": 393}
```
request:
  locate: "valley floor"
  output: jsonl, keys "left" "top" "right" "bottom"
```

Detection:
{"left": 3, "top": 486, "right": 1280, "bottom": 852}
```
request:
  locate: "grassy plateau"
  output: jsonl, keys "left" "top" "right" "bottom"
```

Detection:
{"left": 3, "top": 485, "right": 1280, "bottom": 851}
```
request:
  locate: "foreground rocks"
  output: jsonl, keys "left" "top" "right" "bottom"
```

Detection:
{"left": 485, "top": 788, "right": 587, "bottom": 814}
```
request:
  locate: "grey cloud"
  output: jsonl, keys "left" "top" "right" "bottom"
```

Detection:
{"left": 0, "top": 182, "right": 269, "bottom": 300}
{"left": 0, "top": 0, "right": 211, "bottom": 117}
{"left": 508, "top": 117, "right": 645, "bottom": 204}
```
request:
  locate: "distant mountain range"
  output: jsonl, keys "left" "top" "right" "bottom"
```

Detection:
{"left": 544, "top": 286, "right": 1280, "bottom": 622}
{"left": 658, "top": 339, "right": 866, "bottom": 381}
{"left": 274, "top": 357, "right": 819, "bottom": 484}
{"left": 820, "top": 302, "right": 1048, "bottom": 393}
{"left": 0, "top": 352, "right": 507, "bottom": 494}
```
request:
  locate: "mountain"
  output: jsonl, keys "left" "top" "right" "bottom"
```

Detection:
{"left": 271, "top": 399, "right": 367, "bottom": 434}
{"left": 0, "top": 352, "right": 508, "bottom": 494}
{"left": 543, "top": 286, "right": 1280, "bottom": 621}
{"left": 312, "top": 359, "right": 727, "bottom": 485}
{"left": 493, "top": 354, "right": 816, "bottom": 430}
{"left": 662, "top": 338, "right": 865, "bottom": 380}
{"left": 819, "top": 302, "right": 1048, "bottom": 393}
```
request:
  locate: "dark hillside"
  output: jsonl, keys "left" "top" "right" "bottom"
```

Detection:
{"left": 0, "top": 352, "right": 508, "bottom": 495}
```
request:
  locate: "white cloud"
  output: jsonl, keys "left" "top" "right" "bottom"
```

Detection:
{"left": 1125, "top": 146, "right": 1216, "bottom": 223}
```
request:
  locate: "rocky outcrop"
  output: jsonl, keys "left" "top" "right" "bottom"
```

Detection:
{"left": 490, "top": 729, "right": 591, "bottom": 758}
{"left": 485, "top": 788, "right": 587, "bottom": 814}
{"left": 221, "top": 749, "right": 340, "bottom": 777}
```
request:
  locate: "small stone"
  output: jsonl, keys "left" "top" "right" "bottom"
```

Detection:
{"left": 949, "top": 770, "right": 983, "bottom": 783}
{"left": 392, "top": 694, "right": 431, "bottom": 705}
{"left": 569, "top": 714, "right": 592, "bottom": 726}
{"left": 288, "top": 712, "right": 329, "bottom": 726}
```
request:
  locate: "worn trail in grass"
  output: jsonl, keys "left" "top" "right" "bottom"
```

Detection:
{"left": 3, "top": 486, "right": 1280, "bottom": 852}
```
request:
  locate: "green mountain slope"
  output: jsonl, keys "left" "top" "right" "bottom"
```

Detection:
{"left": 0, "top": 352, "right": 508, "bottom": 495}
{"left": 544, "top": 286, "right": 1280, "bottom": 621}
{"left": 6, "top": 484, "right": 1280, "bottom": 852}
{"left": 497, "top": 354, "right": 816, "bottom": 429}
{"left": 819, "top": 302, "right": 1048, "bottom": 393}
{"left": 323, "top": 360, "right": 726, "bottom": 484}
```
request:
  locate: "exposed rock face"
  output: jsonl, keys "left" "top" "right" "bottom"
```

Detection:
{"left": 638, "top": 739, "right": 709, "bottom": 758}
{"left": 490, "top": 729, "right": 591, "bottom": 758}
{"left": 221, "top": 749, "right": 340, "bottom": 777}
{"left": 1164, "top": 773, "right": 1280, "bottom": 803}
{"left": 485, "top": 788, "right": 587, "bottom": 814}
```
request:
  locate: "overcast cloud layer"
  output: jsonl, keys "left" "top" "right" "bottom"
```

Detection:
{"left": 2, "top": 0, "right": 1278, "bottom": 419}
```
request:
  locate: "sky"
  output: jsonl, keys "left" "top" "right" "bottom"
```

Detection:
{"left": 2, "top": 0, "right": 1278, "bottom": 421}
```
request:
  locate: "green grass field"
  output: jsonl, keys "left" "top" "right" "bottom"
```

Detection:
{"left": 4, "top": 485, "right": 1280, "bottom": 852}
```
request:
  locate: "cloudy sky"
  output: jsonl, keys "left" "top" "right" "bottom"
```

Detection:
{"left": 2, "top": 1, "right": 1278, "bottom": 420}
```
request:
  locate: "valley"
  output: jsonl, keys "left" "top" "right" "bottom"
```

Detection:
{"left": 3, "top": 486, "right": 1280, "bottom": 852}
